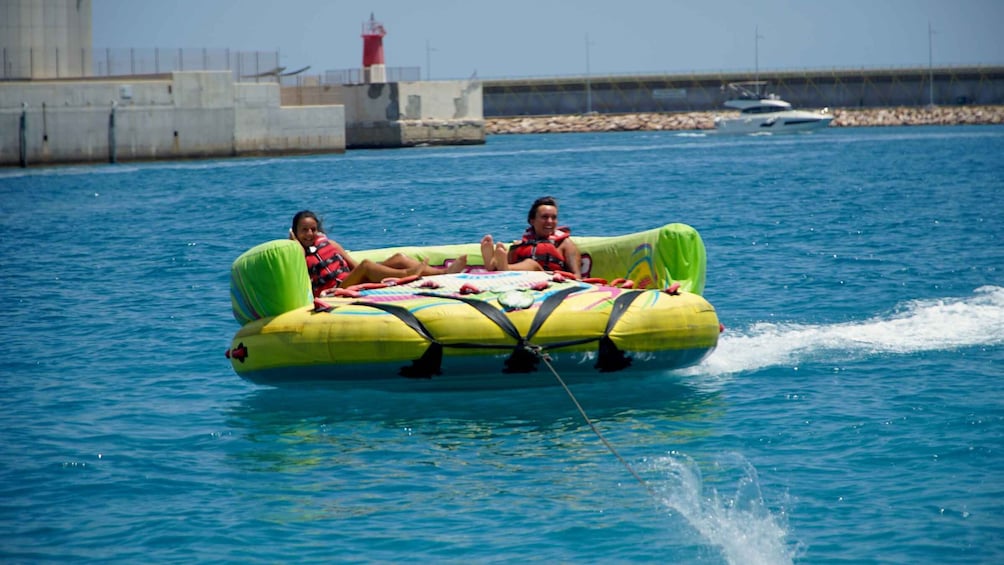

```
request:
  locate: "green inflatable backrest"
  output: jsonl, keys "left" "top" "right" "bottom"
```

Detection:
{"left": 349, "top": 223, "right": 708, "bottom": 294}
{"left": 574, "top": 223, "right": 707, "bottom": 294}
{"left": 231, "top": 239, "right": 313, "bottom": 324}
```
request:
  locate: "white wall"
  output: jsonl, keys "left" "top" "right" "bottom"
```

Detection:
{"left": 336, "top": 80, "right": 484, "bottom": 147}
{"left": 0, "top": 71, "right": 346, "bottom": 166}
{"left": 0, "top": 0, "right": 92, "bottom": 79}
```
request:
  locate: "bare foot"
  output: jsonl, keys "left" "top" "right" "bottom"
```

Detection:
{"left": 446, "top": 254, "right": 468, "bottom": 274}
{"left": 493, "top": 243, "right": 509, "bottom": 271}
{"left": 480, "top": 235, "right": 496, "bottom": 270}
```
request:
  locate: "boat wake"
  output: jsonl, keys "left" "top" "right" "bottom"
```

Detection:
{"left": 687, "top": 285, "right": 1004, "bottom": 378}
{"left": 649, "top": 452, "right": 799, "bottom": 565}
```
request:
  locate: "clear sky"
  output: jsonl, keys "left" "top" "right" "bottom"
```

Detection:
{"left": 92, "top": 0, "right": 1003, "bottom": 80}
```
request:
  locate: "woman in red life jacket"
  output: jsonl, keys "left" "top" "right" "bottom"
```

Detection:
{"left": 291, "top": 210, "right": 467, "bottom": 297}
{"left": 479, "top": 196, "right": 582, "bottom": 279}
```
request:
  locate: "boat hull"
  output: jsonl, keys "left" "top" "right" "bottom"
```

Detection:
{"left": 714, "top": 111, "right": 833, "bottom": 134}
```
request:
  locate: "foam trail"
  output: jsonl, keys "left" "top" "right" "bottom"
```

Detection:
{"left": 650, "top": 452, "right": 797, "bottom": 565}
{"left": 688, "top": 286, "right": 1004, "bottom": 378}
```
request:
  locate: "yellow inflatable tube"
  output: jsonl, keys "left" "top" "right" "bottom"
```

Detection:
{"left": 227, "top": 225, "right": 720, "bottom": 387}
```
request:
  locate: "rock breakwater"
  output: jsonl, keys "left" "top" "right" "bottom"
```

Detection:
{"left": 485, "top": 106, "right": 1004, "bottom": 135}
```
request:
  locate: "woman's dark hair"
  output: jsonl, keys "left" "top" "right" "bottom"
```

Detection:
{"left": 527, "top": 196, "right": 558, "bottom": 223}
{"left": 292, "top": 210, "right": 322, "bottom": 233}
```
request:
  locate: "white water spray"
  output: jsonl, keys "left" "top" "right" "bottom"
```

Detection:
{"left": 689, "top": 286, "right": 1004, "bottom": 378}
{"left": 650, "top": 452, "right": 799, "bottom": 565}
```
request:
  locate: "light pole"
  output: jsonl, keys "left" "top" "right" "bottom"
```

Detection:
{"left": 426, "top": 40, "right": 437, "bottom": 81}
{"left": 928, "top": 22, "right": 935, "bottom": 107}
{"left": 585, "top": 33, "right": 594, "bottom": 114}
{"left": 755, "top": 26, "right": 764, "bottom": 94}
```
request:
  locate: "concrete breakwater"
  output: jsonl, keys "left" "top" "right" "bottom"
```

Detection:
{"left": 485, "top": 106, "right": 1004, "bottom": 135}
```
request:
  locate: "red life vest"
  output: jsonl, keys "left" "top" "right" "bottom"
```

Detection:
{"left": 304, "top": 236, "right": 352, "bottom": 296}
{"left": 510, "top": 226, "right": 571, "bottom": 272}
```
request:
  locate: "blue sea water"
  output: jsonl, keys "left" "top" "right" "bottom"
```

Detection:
{"left": 1, "top": 126, "right": 1002, "bottom": 564}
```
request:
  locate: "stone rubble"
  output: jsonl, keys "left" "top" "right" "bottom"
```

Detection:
{"left": 485, "top": 106, "right": 1004, "bottom": 134}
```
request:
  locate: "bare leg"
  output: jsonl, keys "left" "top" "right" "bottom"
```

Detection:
{"left": 381, "top": 253, "right": 421, "bottom": 270}
{"left": 403, "top": 258, "right": 428, "bottom": 277}
{"left": 493, "top": 243, "right": 510, "bottom": 271}
{"left": 446, "top": 254, "right": 468, "bottom": 274}
{"left": 383, "top": 253, "right": 460, "bottom": 276}
{"left": 507, "top": 258, "right": 544, "bottom": 272}
{"left": 480, "top": 235, "right": 496, "bottom": 270}
{"left": 338, "top": 258, "right": 425, "bottom": 287}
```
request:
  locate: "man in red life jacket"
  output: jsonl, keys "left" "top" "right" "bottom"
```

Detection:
{"left": 480, "top": 196, "right": 582, "bottom": 279}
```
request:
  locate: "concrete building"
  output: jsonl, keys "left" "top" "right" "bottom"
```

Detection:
{"left": 0, "top": 0, "right": 345, "bottom": 166}
{"left": 278, "top": 78, "right": 485, "bottom": 148}
{"left": 0, "top": 0, "right": 92, "bottom": 79}
{"left": 0, "top": 71, "right": 346, "bottom": 166}
{"left": 337, "top": 80, "right": 483, "bottom": 148}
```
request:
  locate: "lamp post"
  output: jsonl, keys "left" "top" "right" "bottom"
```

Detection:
{"left": 425, "top": 40, "right": 437, "bottom": 81}
{"left": 585, "top": 33, "right": 594, "bottom": 114}
{"left": 755, "top": 26, "right": 764, "bottom": 94}
{"left": 928, "top": 21, "right": 935, "bottom": 107}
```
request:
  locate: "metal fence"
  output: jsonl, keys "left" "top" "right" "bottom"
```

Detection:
{"left": 1, "top": 46, "right": 422, "bottom": 86}
{"left": 1, "top": 47, "right": 282, "bottom": 82}
{"left": 317, "top": 66, "right": 421, "bottom": 86}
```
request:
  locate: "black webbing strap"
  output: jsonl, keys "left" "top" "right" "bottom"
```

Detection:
{"left": 429, "top": 294, "right": 522, "bottom": 341}
{"left": 350, "top": 300, "right": 437, "bottom": 342}
{"left": 525, "top": 287, "right": 582, "bottom": 341}
{"left": 346, "top": 298, "right": 523, "bottom": 379}
{"left": 422, "top": 286, "right": 583, "bottom": 373}
{"left": 342, "top": 285, "right": 647, "bottom": 378}
{"left": 603, "top": 289, "right": 646, "bottom": 336}
{"left": 594, "top": 290, "right": 646, "bottom": 372}
{"left": 347, "top": 301, "right": 443, "bottom": 378}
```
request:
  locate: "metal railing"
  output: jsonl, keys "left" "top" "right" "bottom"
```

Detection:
{"left": 1, "top": 46, "right": 423, "bottom": 87}
{"left": 317, "top": 66, "right": 421, "bottom": 86}
{"left": 1, "top": 47, "right": 280, "bottom": 81}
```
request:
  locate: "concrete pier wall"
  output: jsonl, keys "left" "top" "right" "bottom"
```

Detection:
{"left": 232, "top": 80, "right": 344, "bottom": 156}
{"left": 0, "top": 71, "right": 345, "bottom": 167}
{"left": 485, "top": 105, "right": 1004, "bottom": 134}
{"left": 483, "top": 67, "right": 1004, "bottom": 117}
{"left": 335, "top": 80, "right": 484, "bottom": 148}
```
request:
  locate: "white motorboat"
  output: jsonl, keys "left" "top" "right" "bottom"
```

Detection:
{"left": 714, "top": 82, "right": 833, "bottom": 134}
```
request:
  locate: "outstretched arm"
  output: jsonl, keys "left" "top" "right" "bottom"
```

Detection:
{"left": 561, "top": 238, "right": 582, "bottom": 279}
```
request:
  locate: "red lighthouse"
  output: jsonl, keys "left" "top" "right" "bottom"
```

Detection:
{"left": 361, "top": 13, "right": 387, "bottom": 83}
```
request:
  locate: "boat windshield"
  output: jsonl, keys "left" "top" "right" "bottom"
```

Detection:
{"left": 741, "top": 105, "right": 786, "bottom": 115}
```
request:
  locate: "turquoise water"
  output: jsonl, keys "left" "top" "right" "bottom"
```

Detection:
{"left": 1, "top": 126, "right": 1002, "bottom": 564}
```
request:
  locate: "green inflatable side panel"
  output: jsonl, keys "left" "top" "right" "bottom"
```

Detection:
{"left": 231, "top": 239, "right": 313, "bottom": 324}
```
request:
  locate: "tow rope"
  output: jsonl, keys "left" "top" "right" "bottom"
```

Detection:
{"left": 316, "top": 282, "right": 660, "bottom": 493}
{"left": 536, "top": 350, "right": 654, "bottom": 494}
